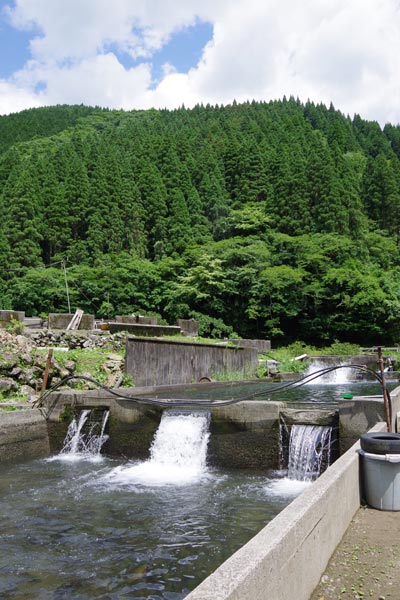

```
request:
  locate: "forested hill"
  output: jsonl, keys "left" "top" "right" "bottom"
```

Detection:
{"left": 0, "top": 99, "right": 400, "bottom": 345}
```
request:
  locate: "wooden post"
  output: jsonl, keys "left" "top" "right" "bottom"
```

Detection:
{"left": 377, "top": 346, "right": 391, "bottom": 432}
{"left": 40, "top": 348, "right": 53, "bottom": 397}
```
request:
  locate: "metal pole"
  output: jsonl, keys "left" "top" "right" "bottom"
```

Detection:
{"left": 377, "top": 346, "right": 391, "bottom": 432}
{"left": 62, "top": 260, "right": 71, "bottom": 313}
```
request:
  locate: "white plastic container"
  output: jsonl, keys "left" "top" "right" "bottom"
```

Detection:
{"left": 360, "top": 449, "right": 400, "bottom": 511}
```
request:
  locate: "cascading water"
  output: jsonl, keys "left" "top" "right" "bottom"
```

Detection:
{"left": 107, "top": 410, "right": 211, "bottom": 485}
{"left": 58, "top": 409, "right": 109, "bottom": 460}
{"left": 288, "top": 424, "right": 333, "bottom": 482}
{"left": 305, "top": 359, "right": 354, "bottom": 384}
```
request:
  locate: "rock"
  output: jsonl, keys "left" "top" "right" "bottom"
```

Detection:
{"left": 20, "top": 384, "right": 36, "bottom": 401}
{"left": 0, "top": 377, "right": 18, "bottom": 392}
{"left": 64, "top": 360, "right": 76, "bottom": 372}
{"left": 107, "top": 353, "right": 123, "bottom": 362}
{"left": 21, "top": 353, "right": 33, "bottom": 365}
{"left": 20, "top": 367, "right": 43, "bottom": 386}
{"left": 0, "top": 353, "right": 18, "bottom": 370}
{"left": 10, "top": 367, "right": 23, "bottom": 378}
{"left": 104, "top": 360, "right": 120, "bottom": 369}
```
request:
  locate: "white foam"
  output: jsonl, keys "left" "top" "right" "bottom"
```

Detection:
{"left": 47, "top": 453, "right": 105, "bottom": 464}
{"left": 305, "top": 360, "right": 354, "bottom": 384}
{"left": 264, "top": 477, "right": 311, "bottom": 497}
{"left": 105, "top": 460, "right": 209, "bottom": 486}
{"left": 105, "top": 411, "right": 211, "bottom": 487}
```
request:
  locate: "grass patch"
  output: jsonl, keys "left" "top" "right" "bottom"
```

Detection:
{"left": 266, "top": 341, "right": 363, "bottom": 374}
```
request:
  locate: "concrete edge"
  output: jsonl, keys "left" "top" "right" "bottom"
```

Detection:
{"left": 186, "top": 421, "right": 386, "bottom": 600}
{"left": 0, "top": 408, "right": 50, "bottom": 462}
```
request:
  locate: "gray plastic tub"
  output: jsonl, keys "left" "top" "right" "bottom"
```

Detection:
{"left": 360, "top": 449, "right": 400, "bottom": 511}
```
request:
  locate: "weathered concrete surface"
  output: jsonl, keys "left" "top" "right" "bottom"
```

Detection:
{"left": 230, "top": 339, "right": 271, "bottom": 352}
{"left": 186, "top": 423, "right": 386, "bottom": 600}
{"left": 339, "top": 385, "right": 400, "bottom": 453}
{"left": 125, "top": 337, "right": 258, "bottom": 386}
{"left": 209, "top": 401, "right": 282, "bottom": 469}
{"left": 0, "top": 310, "right": 25, "bottom": 327}
{"left": 281, "top": 407, "right": 338, "bottom": 426}
{"left": 177, "top": 318, "right": 198, "bottom": 337}
{"left": 48, "top": 312, "right": 95, "bottom": 330}
{"left": 0, "top": 409, "right": 50, "bottom": 463}
{"left": 311, "top": 504, "right": 400, "bottom": 600}
{"left": 42, "top": 386, "right": 282, "bottom": 466}
{"left": 115, "top": 315, "right": 158, "bottom": 325}
{"left": 109, "top": 323, "right": 181, "bottom": 336}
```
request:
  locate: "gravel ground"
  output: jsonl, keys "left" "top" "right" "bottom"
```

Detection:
{"left": 310, "top": 506, "right": 400, "bottom": 600}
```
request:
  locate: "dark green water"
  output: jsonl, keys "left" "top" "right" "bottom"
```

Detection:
{"left": 0, "top": 458, "right": 306, "bottom": 600}
{"left": 0, "top": 380, "right": 395, "bottom": 599}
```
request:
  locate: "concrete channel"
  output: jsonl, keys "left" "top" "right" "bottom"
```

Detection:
{"left": 1, "top": 382, "right": 399, "bottom": 599}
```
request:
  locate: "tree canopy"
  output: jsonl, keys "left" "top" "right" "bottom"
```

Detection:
{"left": 0, "top": 99, "right": 399, "bottom": 344}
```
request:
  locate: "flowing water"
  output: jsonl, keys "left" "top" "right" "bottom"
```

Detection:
{"left": 0, "top": 380, "right": 393, "bottom": 599}
{"left": 0, "top": 461, "right": 302, "bottom": 598}
{"left": 304, "top": 359, "right": 356, "bottom": 384}
{"left": 56, "top": 409, "right": 110, "bottom": 462}
{"left": 107, "top": 411, "right": 210, "bottom": 486}
{"left": 288, "top": 424, "right": 333, "bottom": 481}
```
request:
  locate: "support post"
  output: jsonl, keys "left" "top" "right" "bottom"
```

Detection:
{"left": 377, "top": 346, "right": 391, "bottom": 432}
{"left": 62, "top": 259, "right": 71, "bottom": 313}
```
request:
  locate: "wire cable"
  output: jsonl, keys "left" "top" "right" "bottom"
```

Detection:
{"left": 39, "top": 363, "right": 391, "bottom": 422}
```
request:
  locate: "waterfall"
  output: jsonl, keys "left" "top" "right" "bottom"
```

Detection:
{"left": 288, "top": 424, "right": 332, "bottom": 482}
{"left": 59, "top": 409, "right": 109, "bottom": 460}
{"left": 305, "top": 359, "right": 354, "bottom": 384}
{"left": 107, "top": 410, "right": 211, "bottom": 485}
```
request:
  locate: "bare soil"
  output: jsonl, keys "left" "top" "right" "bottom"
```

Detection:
{"left": 311, "top": 506, "right": 400, "bottom": 600}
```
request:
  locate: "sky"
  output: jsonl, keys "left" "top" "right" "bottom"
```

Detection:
{"left": 0, "top": 0, "right": 399, "bottom": 125}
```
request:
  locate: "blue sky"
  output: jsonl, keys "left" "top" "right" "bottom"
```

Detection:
{"left": 0, "top": 7, "right": 32, "bottom": 77}
{"left": 0, "top": 0, "right": 399, "bottom": 125}
{"left": 109, "top": 21, "right": 214, "bottom": 88}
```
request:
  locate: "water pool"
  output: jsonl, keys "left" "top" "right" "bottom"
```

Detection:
{"left": 0, "top": 457, "right": 306, "bottom": 599}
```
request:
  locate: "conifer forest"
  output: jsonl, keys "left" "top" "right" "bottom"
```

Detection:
{"left": 0, "top": 99, "right": 400, "bottom": 345}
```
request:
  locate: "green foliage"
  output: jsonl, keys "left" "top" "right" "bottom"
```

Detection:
{"left": 5, "top": 318, "right": 25, "bottom": 335}
{"left": 1, "top": 100, "right": 400, "bottom": 345}
{"left": 120, "top": 373, "right": 135, "bottom": 387}
{"left": 270, "top": 341, "right": 362, "bottom": 373}
{"left": 325, "top": 342, "right": 362, "bottom": 357}
{"left": 189, "top": 312, "right": 237, "bottom": 339}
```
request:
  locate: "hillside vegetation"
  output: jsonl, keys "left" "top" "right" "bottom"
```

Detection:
{"left": 0, "top": 99, "right": 400, "bottom": 344}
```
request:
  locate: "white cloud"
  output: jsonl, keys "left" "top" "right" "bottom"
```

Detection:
{"left": 1, "top": 0, "right": 400, "bottom": 124}
{"left": 0, "top": 80, "right": 43, "bottom": 114}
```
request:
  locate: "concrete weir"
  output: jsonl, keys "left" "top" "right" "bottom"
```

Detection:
{"left": 0, "top": 409, "right": 50, "bottom": 462}
{"left": 1, "top": 383, "right": 399, "bottom": 600}
{"left": 185, "top": 426, "right": 381, "bottom": 600}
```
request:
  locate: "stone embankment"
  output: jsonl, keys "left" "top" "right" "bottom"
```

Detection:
{"left": 0, "top": 330, "right": 77, "bottom": 400}
{"left": 27, "top": 329, "right": 126, "bottom": 350}
{"left": 0, "top": 330, "right": 126, "bottom": 402}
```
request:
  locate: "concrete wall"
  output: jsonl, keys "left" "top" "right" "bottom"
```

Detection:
{"left": 177, "top": 318, "right": 199, "bottom": 337}
{"left": 186, "top": 421, "right": 386, "bottom": 600}
{"left": 115, "top": 315, "right": 158, "bottom": 325}
{"left": 339, "top": 385, "right": 400, "bottom": 453}
{"left": 230, "top": 339, "right": 271, "bottom": 352}
{"left": 125, "top": 338, "right": 259, "bottom": 386}
{"left": 42, "top": 388, "right": 282, "bottom": 468}
{"left": 209, "top": 401, "right": 282, "bottom": 469}
{"left": 0, "top": 310, "right": 25, "bottom": 327}
{"left": 48, "top": 312, "right": 94, "bottom": 330}
{"left": 109, "top": 323, "right": 181, "bottom": 336}
{"left": 0, "top": 409, "right": 50, "bottom": 463}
